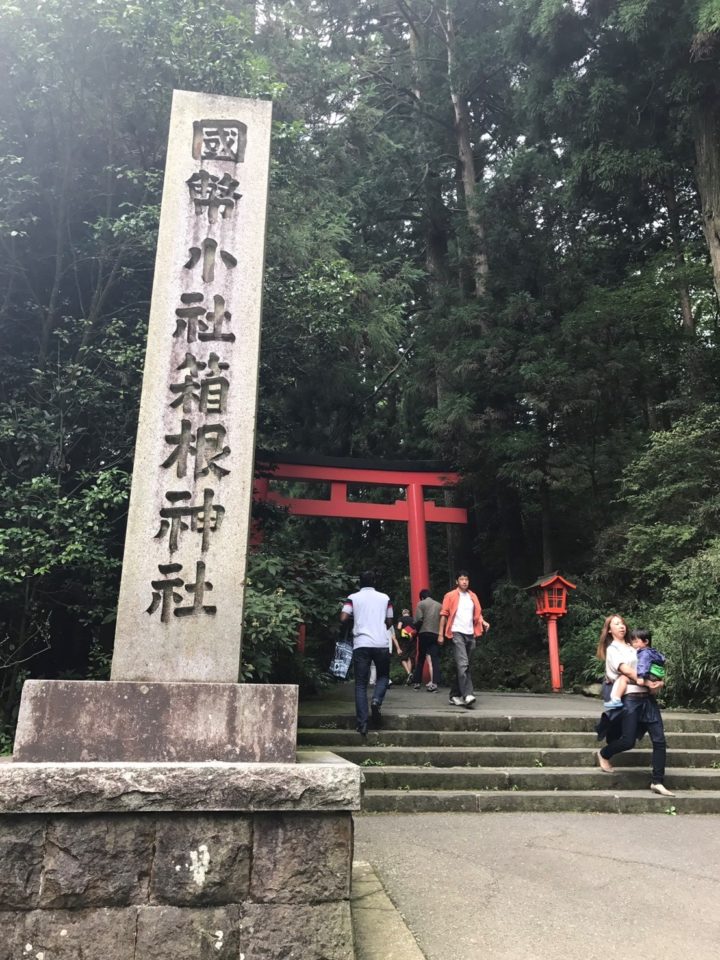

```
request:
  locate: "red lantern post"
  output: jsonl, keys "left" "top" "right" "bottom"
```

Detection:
{"left": 527, "top": 573, "right": 577, "bottom": 693}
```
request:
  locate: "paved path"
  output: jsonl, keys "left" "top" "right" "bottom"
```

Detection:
{"left": 354, "top": 812, "right": 720, "bottom": 960}
{"left": 304, "top": 683, "right": 602, "bottom": 718}
{"left": 302, "top": 682, "right": 709, "bottom": 722}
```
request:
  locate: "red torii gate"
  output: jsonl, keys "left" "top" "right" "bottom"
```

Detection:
{"left": 253, "top": 453, "right": 468, "bottom": 605}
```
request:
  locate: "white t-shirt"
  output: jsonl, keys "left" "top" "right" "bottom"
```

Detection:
{"left": 453, "top": 591, "right": 474, "bottom": 635}
{"left": 342, "top": 588, "right": 394, "bottom": 649}
{"left": 605, "top": 641, "right": 643, "bottom": 693}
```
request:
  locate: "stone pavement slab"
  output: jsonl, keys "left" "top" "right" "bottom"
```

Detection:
{"left": 352, "top": 861, "right": 426, "bottom": 960}
{"left": 302, "top": 683, "right": 715, "bottom": 722}
{"left": 354, "top": 812, "right": 720, "bottom": 960}
{"left": 305, "top": 684, "right": 599, "bottom": 717}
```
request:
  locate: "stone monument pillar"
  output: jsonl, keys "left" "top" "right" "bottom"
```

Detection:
{"left": 14, "top": 91, "right": 295, "bottom": 764}
{"left": 3, "top": 92, "right": 360, "bottom": 958}
{"left": 112, "top": 93, "right": 267, "bottom": 685}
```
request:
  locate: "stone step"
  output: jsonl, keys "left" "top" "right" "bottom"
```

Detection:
{"left": 299, "top": 713, "right": 720, "bottom": 734}
{"left": 362, "top": 789, "right": 712, "bottom": 814}
{"left": 359, "top": 765, "right": 719, "bottom": 792}
{"left": 315, "top": 745, "right": 720, "bottom": 769}
{"left": 298, "top": 728, "right": 720, "bottom": 750}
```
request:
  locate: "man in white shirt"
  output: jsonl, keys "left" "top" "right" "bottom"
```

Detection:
{"left": 438, "top": 570, "right": 489, "bottom": 708}
{"left": 341, "top": 571, "right": 394, "bottom": 736}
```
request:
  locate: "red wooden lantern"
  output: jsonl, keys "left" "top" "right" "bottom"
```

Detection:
{"left": 527, "top": 572, "right": 576, "bottom": 693}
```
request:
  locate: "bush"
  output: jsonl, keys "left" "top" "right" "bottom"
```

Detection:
{"left": 650, "top": 540, "right": 720, "bottom": 710}
{"left": 470, "top": 581, "right": 550, "bottom": 692}
{"left": 242, "top": 547, "right": 354, "bottom": 691}
{"left": 559, "top": 592, "right": 613, "bottom": 690}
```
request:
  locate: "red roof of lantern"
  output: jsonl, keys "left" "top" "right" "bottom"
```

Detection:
{"left": 526, "top": 572, "right": 577, "bottom": 592}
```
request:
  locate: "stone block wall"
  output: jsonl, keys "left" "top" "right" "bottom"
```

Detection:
{"left": 0, "top": 811, "right": 354, "bottom": 960}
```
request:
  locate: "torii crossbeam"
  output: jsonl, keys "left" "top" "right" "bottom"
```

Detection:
{"left": 253, "top": 452, "right": 467, "bottom": 604}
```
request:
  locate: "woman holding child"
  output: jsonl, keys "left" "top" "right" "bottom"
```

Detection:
{"left": 595, "top": 614, "right": 675, "bottom": 797}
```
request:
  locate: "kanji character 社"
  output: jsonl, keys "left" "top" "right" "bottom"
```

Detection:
{"left": 146, "top": 561, "right": 217, "bottom": 621}
{"left": 174, "top": 292, "right": 236, "bottom": 344}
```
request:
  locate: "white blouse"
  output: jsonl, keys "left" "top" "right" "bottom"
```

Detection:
{"left": 605, "top": 640, "right": 644, "bottom": 693}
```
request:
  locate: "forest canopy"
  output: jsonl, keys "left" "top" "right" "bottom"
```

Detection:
{"left": 2, "top": 0, "right": 720, "bottom": 734}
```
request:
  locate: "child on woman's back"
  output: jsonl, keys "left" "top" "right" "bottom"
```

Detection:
{"left": 603, "top": 628, "right": 666, "bottom": 710}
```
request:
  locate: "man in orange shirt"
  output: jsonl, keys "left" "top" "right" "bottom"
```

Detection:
{"left": 438, "top": 570, "right": 490, "bottom": 708}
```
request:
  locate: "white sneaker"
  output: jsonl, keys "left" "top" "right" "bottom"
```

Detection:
{"left": 650, "top": 783, "right": 675, "bottom": 797}
{"left": 464, "top": 694, "right": 476, "bottom": 705}
{"left": 449, "top": 696, "right": 464, "bottom": 706}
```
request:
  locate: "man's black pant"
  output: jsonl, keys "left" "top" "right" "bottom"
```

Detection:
{"left": 353, "top": 646, "right": 390, "bottom": 729}
{"left": 600, "top": 694, "right": 667, "bottom": 784}
{"left": 412, "top": 632, "right": 441, "bottom": 685}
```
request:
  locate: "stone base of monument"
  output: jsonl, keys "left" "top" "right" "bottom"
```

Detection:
{"left": 0, "top": 753, "right": 360, "bottom": 959}
{"left": 14, "top": 680, "right": 298, "bottom": 762}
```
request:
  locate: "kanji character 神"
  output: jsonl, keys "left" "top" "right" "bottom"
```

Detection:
{"left": 154, "top": 488, "right": 225, "bottom": 553}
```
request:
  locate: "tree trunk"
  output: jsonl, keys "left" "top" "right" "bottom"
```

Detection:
{"left": 540, "top": 480, "right": 554, "bottom": 575}
{"left": 438, "top": 1, "right": 490, "bottom": 318}
{"left": 496, "top": 485, "right": 528, "bottom": 583}
{"left": 664, "top": 178, "right": 695, "bottom": 333}
{"left": 693, "top": 98, "right": 720, "bottom": 311}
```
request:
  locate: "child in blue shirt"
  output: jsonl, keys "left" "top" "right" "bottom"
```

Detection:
{"left": 603, "top": 628, "right": 666, "bottom": 710}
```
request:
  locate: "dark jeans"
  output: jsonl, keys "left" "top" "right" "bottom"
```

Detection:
{"left": 412, "top": 632, "right": 441, "bottom": 685}
{"left": 354, "top": 646, "right": 390, "bottom": 728}
{"left": 600, "top": 694, "right": 667, "bottom": 784}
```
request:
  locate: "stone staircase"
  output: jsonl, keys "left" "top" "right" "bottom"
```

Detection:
{"left": 298, "top": 708, "right": 720, "bottom": 814}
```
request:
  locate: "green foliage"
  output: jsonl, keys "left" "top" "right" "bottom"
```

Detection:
{"left": 471, "top": 583, "right": 550, "bottom": 691}
{"left": 2, "top": 0, "right": 720, "bottom": 716}
{"left": 557, "top": 594, "right": 613, "bottom": 689}
{"left": 242, "top": 547, "right": 354, "bottom": 690}
{"left": 648, "top": 540, "right": 720, "bottom": 709}
{"left": 595, "top": 405, "right": 720, "bottom": 600}
{"left": 0, "top": 0, "right": 275, "bottom": 727}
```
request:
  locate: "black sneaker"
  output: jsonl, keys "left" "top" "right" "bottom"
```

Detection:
{"left": 370, "top": 700, "right": 383, "bottom": 728}
{"left": 356, "top": 722, "right": 368, "bottom": 737}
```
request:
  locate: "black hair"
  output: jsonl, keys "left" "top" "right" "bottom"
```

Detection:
{"left": 419, "top": 589, "right": 430, "bottom": 600}
{"left": 631, "top": 628, "right": 652, "bottom": 645}
{"left": 455, "top": 569, "right": 470, "bottom": 580}
{"left": 359, "top": 570, "right": 376, "bottom": 588}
